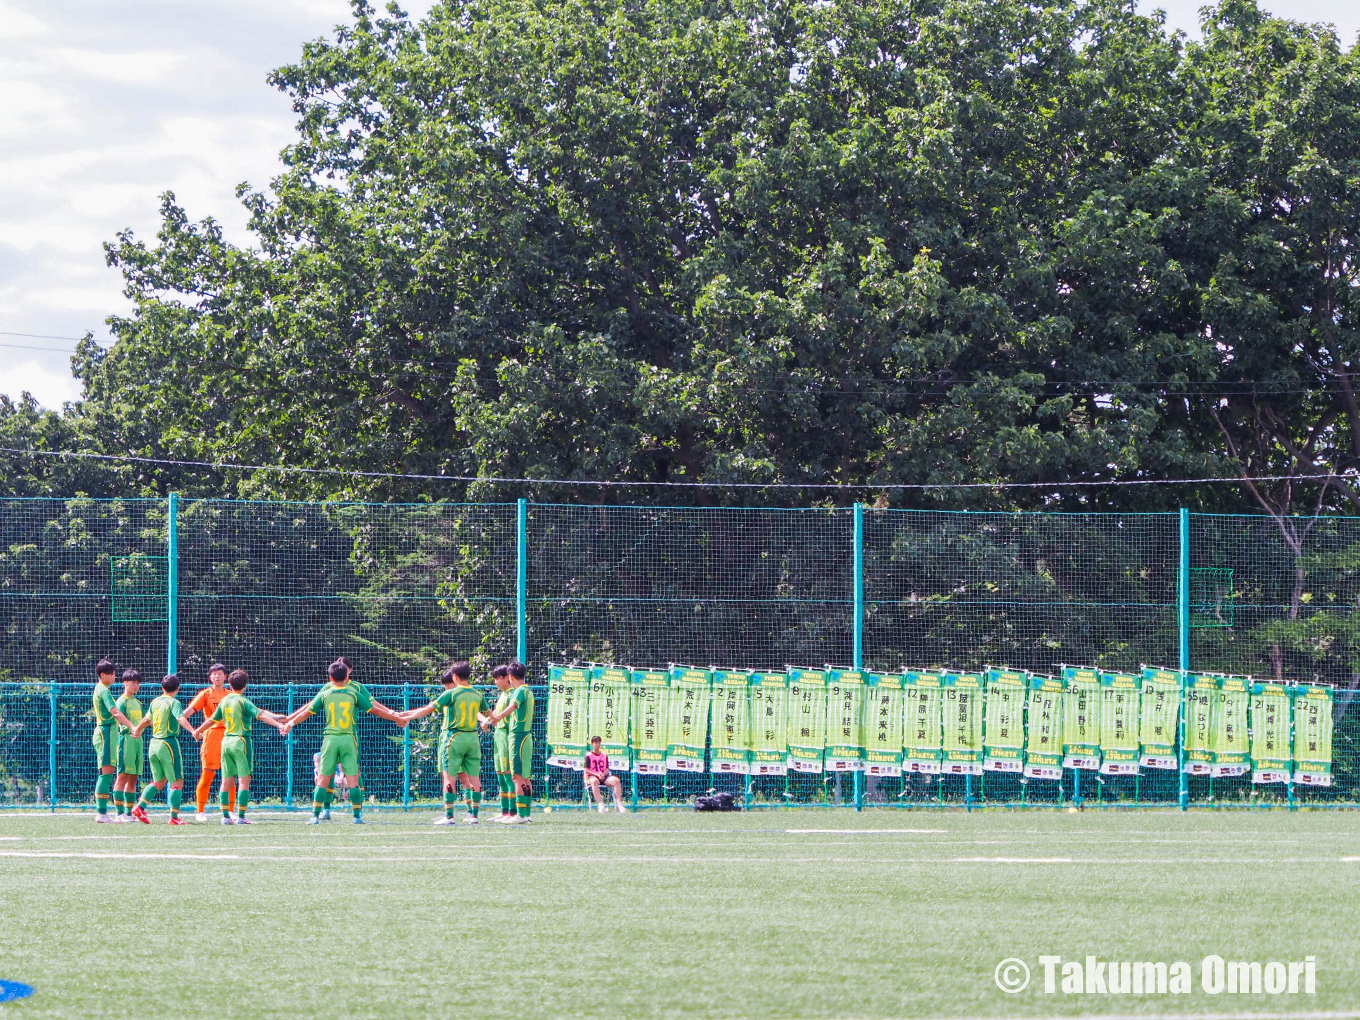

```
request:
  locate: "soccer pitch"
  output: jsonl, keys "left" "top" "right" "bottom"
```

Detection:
{"left": 0, "top": 810, "right": 1356, "bottom": 1019}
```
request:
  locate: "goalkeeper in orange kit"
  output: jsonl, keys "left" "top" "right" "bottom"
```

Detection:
{"left": 183, "top": 663, "right": 234, "bottom": 820}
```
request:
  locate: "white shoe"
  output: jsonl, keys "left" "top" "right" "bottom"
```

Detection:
{"left": 321, "top": 809, "right": 332, "bottom": 821}
{"left": 95, "top": 813, "right": 115, "bottom": 823}
{"left": 433, "top": 816, "right": 457, "bottom": 825}
{"left": 220, "top": 815, "right": 234, "bottom": 825}
{"left": 113, "top": 814, "right": 129, "bottom": 823}
{"left": 463, "top": 815, "right": 479, "bottom": 825}
{"left": 307, "top": 816, "right": 321, "bottom": 825}
{"left": 235, "top": 816, "right": 252, "bottom": 825}
{"left": 196, "top": 812, "right": 207, "bottom": 823}
{"left": 495, "top": 814, "right": 516, "bottom": 823}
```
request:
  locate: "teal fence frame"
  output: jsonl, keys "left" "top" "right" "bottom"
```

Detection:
{"left": 1, "top": 495, "right": 1355, "bottom": 810}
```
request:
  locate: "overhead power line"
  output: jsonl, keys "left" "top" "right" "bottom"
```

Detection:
{"left": 0, "top": 445, "right": 1352, "bottom": 490}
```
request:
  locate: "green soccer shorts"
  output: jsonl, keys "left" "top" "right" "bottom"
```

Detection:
{"left": 92, "top": 724, "right": 116, "bottom": 769}
{"left": 512, "top": 732, "right": 533, "bottom": 779}
{"left": 221, "top": 735, "right": 254, "bottom": 780}
{"left": 148, "top": 738, "right": 183, "bottom": 784}
{"left": 318, "top": 734, "right": 360, "bottom": 779}
{"left": 441, "top": 731, "right": 481, "bottom": 778}
{"left": 493, "top": 727, "right": 511, "bottom": 774}
{"left": 116, "top": 733, "right": 143, "bottom": 776}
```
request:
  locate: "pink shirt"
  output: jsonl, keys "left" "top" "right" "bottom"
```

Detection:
{"left": 584, "top": 750, "right": 609, "bottom": 776}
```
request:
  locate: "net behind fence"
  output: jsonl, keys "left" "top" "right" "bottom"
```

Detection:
{"left": 0, "top": 498, "right": 1353, "bottom": 808}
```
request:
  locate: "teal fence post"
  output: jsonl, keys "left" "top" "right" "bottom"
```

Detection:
{"left": 1178, "top": 507, "right": 1190, "bottom": 811}
{"left": 166, "top": 492, "right": 179, "bottom": 675}
{"left": 852, "top": 503, "right": 864, "bottom": 812}
{"left": 48, "top": 682, "right": 57, "bottom": 810}
{"left": 516, "top": 498, "right": 528, "bottom": 664}
{"left": 402, "top": 684, "right": 411, "bottom": 810}
{"left": 285, "top": 682, "right": 295, "bottom": 810}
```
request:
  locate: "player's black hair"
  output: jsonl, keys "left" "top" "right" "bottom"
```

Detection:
{"left": 95, "top": 659, "right": 116, "bottom": 677}
{"left": 208, "top": 662, "right": 228, "bottom": 676}
{"left": 508, "top": 660, "right": 527, "bottom": 681}
{"left": 327, "top": 660, "right": 348, "bottom": 682}
{"left": 492, "top": 664, "right": 509, "bottom": 679}
{"left": 338, "top": 655, "right": 354, "bottom": 674}
{"left": 162, "top": 674, "right": 181, "bottom": 692}
{"left": 121, "top": 669, "right": 141, "bottom": 684}
{"left": 451, "top": 660, "right": 472, "bottom": 680}
{"left": 590, "top": 735, "right": 601, "bottom": 743}
{"left": 439, "top": 668, "right": 455, "bottom": 685}
{"left": 228, "top": 669, "right": 249, "bottom": 691}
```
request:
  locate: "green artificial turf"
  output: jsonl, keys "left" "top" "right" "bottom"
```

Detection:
{"left": 0, "top": 807, "right": 1356, "bottom": 1019}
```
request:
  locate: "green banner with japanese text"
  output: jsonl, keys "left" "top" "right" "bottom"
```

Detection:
{"left": 787, "top": 668, "right": 828, "bottom": 773}
{"left": 903, "top": 671, "right": 943, "bottom": 773}
{"left": 750, "top": 671, "right": 789, "bottom": 775}
{"left": 825, "top": 668, "right": 866, "bottom": 771}
{"left": 589, "top": 664, "right": 632, "bottom": 769}
{"left": 546, "top": 664, "right": 591, "bottom": 769}
{"left": 629, "top": 669, "right": 669, "bottom": 774}
{"left": 710, "top": 670, "right": 752, "bottom": 774}
{"left": 865, "top": 673, "right": 904, "bottom": 775}
{"left": 983, "top": 667, "right": 1026, "bottom": 772}
{"left": 666, "top": 666, "right": 712, "bottom": 772}
{"left": 941, "top": 672, "right": 983, "bottom": 775}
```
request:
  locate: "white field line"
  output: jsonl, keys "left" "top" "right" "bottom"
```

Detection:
{"left": 786, "top": 827, "right": 946, "bottom": 834}
{"left": 5, "top": 849, "right": 1359, "bottom": 866}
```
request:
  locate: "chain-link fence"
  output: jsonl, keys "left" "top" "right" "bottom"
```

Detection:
{"left": 0, "top": 497, "right": 1353, "bottom": 809}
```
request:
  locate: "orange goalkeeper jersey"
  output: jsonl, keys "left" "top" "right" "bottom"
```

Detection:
{"left": 185, "top": 685, "right": 230, "bottom": 733}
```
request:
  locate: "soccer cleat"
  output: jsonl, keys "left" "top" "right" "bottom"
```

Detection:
{"left": 433, "top": 816, "right": 457, "bottom": 825}
{"left": 320, "top": 809, "right": 331, "bottom": 821}
{"left": 95, "top": 813, "right": 115, "bottom": 823}
{"left": 131, "top": 805, "right": 150, "bottom": 824}
{"left": 221, "top": 815, "right": 234, "bottom": 825}
{"left": 352, "top": 816, "right": 365, "bottom": 824}
{"left": 235, "top": 816, "right": 252, "bottom": 825}
{"left": 168, "top": 817, "right": 188, "bottom": 826}
{"left": 196, "top": 812, "right": 207, "bottom": 823}
{"left": 463, "top": 815, "right": 479, "bottom": 825}
{"left": 114, "top": 814, "right": 130, "bottom": 823}
{"left": 307, "top": 816, "right": 321, "bottom": 825}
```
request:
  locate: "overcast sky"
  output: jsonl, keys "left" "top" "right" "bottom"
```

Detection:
{"left": 1, "top": 1, "right": 1357, "bottom": 408}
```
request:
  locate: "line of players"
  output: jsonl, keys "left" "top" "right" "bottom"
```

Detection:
{"left": 89, "top": 656, "right": 536, "bottom": 825}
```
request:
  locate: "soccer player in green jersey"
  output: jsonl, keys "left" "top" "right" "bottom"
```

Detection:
{"left": 488, "top": 664, "right": 515, "bottom": 820}
{"left": 112, "top": 670, "right": 145, "bottom": 820}
{"left": 486, "top": 660, "right": 535, "bottom": 824}
{"left": 129, "top": 674, "right": 192, "bottom": 825}
{"left": 91, "top": 659, "right": 141, "bottom": 822}
{"left": 199, "top": 669, "right": 287, "bottom": 825}
{"left": 399, "top": 661, "right": 490, "bottom": 825}
{"left": 280, "top": 660, "right": 408, "bottom": 824}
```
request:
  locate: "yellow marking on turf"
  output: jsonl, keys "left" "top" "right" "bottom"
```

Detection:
{"left": 786, "top": 827, "right": 946, "bottom": 834}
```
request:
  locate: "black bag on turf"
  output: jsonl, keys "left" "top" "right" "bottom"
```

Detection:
{"left": 695, "top": 792, "right": 740, "bottom": 811}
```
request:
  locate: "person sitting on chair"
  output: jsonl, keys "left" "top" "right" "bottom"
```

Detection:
{"left": 583, "top": 736, "right": 625, "bottom": 814}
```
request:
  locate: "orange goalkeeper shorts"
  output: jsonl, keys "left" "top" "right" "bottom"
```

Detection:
{"left": 200, "top": 729, "right": 224, "bottom": 770}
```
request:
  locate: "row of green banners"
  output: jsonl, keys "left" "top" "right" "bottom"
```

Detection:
{"left": 545, "top": 664, "right": 1336, "bottom": 786}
